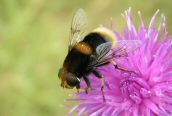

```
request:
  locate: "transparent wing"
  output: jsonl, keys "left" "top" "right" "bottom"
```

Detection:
{"left": 68, "top": 8, "right": 88, "bottom": 52}
{"left": 90, "top": 42, "right": 112, "bottom": 67}
{"left": 95, "top": 42, "right": 112, "bottom": 63}
{"left": 92, "top": 40, "right": 142, "bottom": 67}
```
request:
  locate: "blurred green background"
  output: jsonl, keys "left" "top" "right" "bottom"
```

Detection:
{"left": 1, "top": 0, "right": 172, "bottom": 116}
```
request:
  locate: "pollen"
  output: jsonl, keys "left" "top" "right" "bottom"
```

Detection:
{"left": 75, "top": 42, "right": 92, "bottom": 54}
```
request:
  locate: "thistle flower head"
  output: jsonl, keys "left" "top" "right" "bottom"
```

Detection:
{"left": 67, "top": 8, "right": 172, "bottom": 116}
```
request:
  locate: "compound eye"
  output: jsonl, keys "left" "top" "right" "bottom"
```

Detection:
{"left": 58, "top": 68, "right": 64, "bottom": 77}
{"left": 65, "top": 73, "right": 80, "bottom": 87}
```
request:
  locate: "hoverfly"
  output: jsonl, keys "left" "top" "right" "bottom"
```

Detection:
{"left": 58, "top": 8, "right": 141, "bottom": 102}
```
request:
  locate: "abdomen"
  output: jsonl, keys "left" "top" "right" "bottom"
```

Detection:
{"left": 83, "top": 33, "right": 107, "bottom": 53}
{"left": 83, "top": 27, "right": 117, "bottom": 52}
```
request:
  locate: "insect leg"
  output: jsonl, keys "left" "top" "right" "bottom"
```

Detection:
{"left": 111, "top": 60, "right": 136, "bottom": 74}
{"left": 92, "top": 70, "right": 106, "bottom": 102}
{"left": 83, "top": 76, "right": 91, "bottom": 94}
{"left": 76, "top": 84, "right": 80, "bottom": 93}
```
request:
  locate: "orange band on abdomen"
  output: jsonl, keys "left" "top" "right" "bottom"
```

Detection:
{"left": 75, "top": 42, "right": 92, "bottom": 55}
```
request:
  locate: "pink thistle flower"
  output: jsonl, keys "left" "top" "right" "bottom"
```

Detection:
{"left": 66, "top": 8, "right": 172, "bottom": 116}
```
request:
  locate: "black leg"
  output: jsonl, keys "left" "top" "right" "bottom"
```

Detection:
{"left": 92, "top": 70, "right": 106, "bottom": 102}
{"left": 83, "top": 76, "right": 91, "bottom": 94}
{"left": 111, "top": 60, "right": 136, "bottom": 74}
{"left": 76, "top": 84, "right": 80, "bottom": 93}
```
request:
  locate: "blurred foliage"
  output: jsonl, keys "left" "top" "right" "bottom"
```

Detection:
{"left": 0, "top": 0, "right": 172, "bottom": 116}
